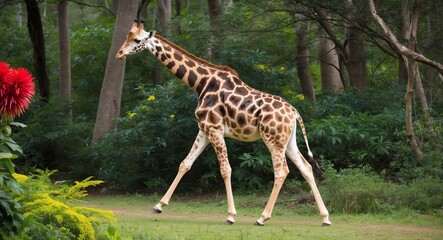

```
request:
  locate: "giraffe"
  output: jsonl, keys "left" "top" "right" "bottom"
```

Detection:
{"left": 116, "top": 20, "right": 331, "bottom": 227}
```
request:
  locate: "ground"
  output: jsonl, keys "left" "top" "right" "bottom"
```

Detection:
{"left": 81, "top": 194, "right": 443, "bottom": 239}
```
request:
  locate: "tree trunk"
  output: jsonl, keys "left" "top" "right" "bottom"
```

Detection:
{"left": 345, "top": 27, "right": 367, "bottom": 94}
{"left": 157, "top": 0, "right": 172, "bottom": 32}
{"left": 369, "top": 0, "right": 431, "bottom": 160}
{"left": 175, "top": 0, "right": 182, "bottom": 16}
{"left": 404, "top": 56, "right": 424, "bottom": 160}
{"left": 343, "top": 0, "right": 368, "bottom": 94}
{"left": 92, "top": 0, "right": 138, "bottom": 142}
{"left": 397, "top": 0, "right": 409, "bottom": 84}
{"left": 25, "top": 0, "right": 50, "bottom": 103}
{"left": 295, "top": 14, "right": 315, "bottom": 101}
{"left": 138, "top": 0, "right": 151, "bottom": 19}
{"left": 402, "top": 0, "right": 433, "bottom": 133}
{"left": 16, "top": 2, "right": 23, "bottom": 27}
{"left": 58, "top": 0, "right": 71, "bottom": 101}
{"left": 207, "top": 0, "right": 223, "bottom": 59}
{"left": 112, "top": 0, "right": 118, "bottom": 13}
{"left": 318, "top": 26, "right": 344, "bottom": 92}
{"left": 151, "top": 66, "right": 161, "bottom": 85}
{"left": 423, "top": 1, "right": 442, "bottom": 114}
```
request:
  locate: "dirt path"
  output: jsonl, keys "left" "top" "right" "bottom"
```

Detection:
{"left": 108, "top": 208, "right": 443, "bottom": 234}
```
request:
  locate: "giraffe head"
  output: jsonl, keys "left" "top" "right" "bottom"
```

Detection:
{"left": 116, "top": 20, "right": 156, "bottom": 59}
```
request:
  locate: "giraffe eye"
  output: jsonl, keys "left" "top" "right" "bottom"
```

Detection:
{"left": 134, "top": 39, "right": 141, "bottom": 44}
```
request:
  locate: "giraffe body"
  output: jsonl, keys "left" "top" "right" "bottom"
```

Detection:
{"left": 116, "top": 21, "right": 331, "bottom": 226}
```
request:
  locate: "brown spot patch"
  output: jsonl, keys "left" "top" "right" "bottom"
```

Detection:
{"left": 228, "top": 95, "right": 242, "bottom": 106}
{"left": 262, "top": 114, "right": 272, "bottom": 124}
{"left": 202, "top": 94, "right": 218, "bottom": 108}
{"left": 235, "top": 86, "right": 248, "bottom": 96}
{"left": 239, "top": 96, "right": 253, "bottom": 111}
{"left": 237, "top": 113, "right": 246, "bottom": 127}
{"left": 208, "top": 112, "right": 221, "bottom": 124}
{"left": 185, "top": 60, "right": 195, "bottom": 68}
{"left": 166, "top": 61, "right": 175, "bottom": 69}
{"left": 174, "top": 52, "right": 183, "bottom": 61}
{"left": 223, "top": 79, "right": 235, "bottom": 90}
{"left": 197, "top": 67, "right": 209, "bottom": 75}
{"left": 196, "top": 77, "right": 208, "bottom": 94}
{"left": 188, "top": 70, "right": 197, "bottom": 87}
{"left": 175, "top": 65, "right": 187, "bottom": 79}
{"left": 196, "top": 110, "right": 208, "bottom": 121}
{"left": 272, "top": 101, "right": 283, "bottom": 109}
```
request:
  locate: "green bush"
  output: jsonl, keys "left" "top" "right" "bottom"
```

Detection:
{"left": 320, "top": 167, "right": 443, "bottom": 214}
{"left": 0, "top": 122, "right": 26, "bottom": 237}
{"left": 16, "top": 100, "right": 94, "bottom": 177}
{"left": 12, "top": 170, "right": 116, "bottom": 240}
{"left": 390, "top": 176, "right": 443, "bottom": 212}
{"left": 94, "top": 81, "right": 200, "bottom": 191}
{"left": 308, "top": 110, "right": 414, "bottom": 176}
{"left": 320, "top": 167, "right": 389, "bottom": 214}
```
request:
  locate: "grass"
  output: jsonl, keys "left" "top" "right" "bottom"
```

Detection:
{"left": 81, "top": 194, "right": 443, "bottom": 240}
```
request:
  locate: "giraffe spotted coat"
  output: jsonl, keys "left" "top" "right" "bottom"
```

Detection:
{"left": 116, "top": 21, "right": 331, "bottom": 226}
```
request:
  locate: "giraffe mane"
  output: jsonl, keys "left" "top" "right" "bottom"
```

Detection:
{"left": 155, "top": 35, "right": 239, "bottom": 77}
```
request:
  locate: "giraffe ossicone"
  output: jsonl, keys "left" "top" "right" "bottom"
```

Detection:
{"left": 116, "top": 21, "right": 331, "bottom": 227}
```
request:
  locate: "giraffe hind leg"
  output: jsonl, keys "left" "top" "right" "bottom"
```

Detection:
{"left": 286, "top": 134, "right": 331, "bottom": 226}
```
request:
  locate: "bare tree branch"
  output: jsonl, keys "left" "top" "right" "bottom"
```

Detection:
{"left": 68, "top": 0, "right": 115, "bottom": 17}
{"left": 368, "top": 0, "right": 443, "bottom": 74}
{"left": 0, "top": 0, "right": 21, "bottom": 11}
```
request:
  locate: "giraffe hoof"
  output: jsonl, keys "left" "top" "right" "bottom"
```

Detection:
{"left": 225, "top": 220, "right": 234, "bottom": 225}
{"left": 322, "top": 222, "right": 331, "bottom": 227}
{"left": 151, "top": 207, "right": 162, "bottom": 214}
{"left": 254, "top": 221, "right": 264, "bottom": 226}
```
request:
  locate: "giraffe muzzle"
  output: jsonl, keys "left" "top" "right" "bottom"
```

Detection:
{"left": 116, "top": 50, "right": 126, "bottom": 60}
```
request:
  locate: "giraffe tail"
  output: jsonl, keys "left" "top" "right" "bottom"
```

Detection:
{"left": 294, "top": 111, "right": 323, "bottom": 174}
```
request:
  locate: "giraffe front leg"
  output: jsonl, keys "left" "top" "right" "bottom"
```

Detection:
{"left": 222, "top": 164, "right": 236, "bottom": 225}
{"left": 208, "top": 131, "right": 237, "bottom": 224}
{"left": 153, "top": 131, "right": 209, "bottom": 214}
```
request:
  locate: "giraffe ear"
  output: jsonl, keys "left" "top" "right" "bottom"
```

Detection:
{"left": 148, "top": 30, "right": 156, "bottom": 38}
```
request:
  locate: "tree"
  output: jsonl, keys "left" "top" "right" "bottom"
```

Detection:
{"left": 295, "top": 14, "right": 316, "bottom": 101}
{"left": 157, "top": 0, "right": 172, "bottom": 32}
{"left": 16, "top": 2, "right": 23, "bottom": 27}
{"left": 58, "top": 0, "right": 71, "bottom": 101}
{"left": 150, "top": 0, "right": 172, "bottom": 85}
{"left": 293, "top": 0, "right": 369, "bottom": 93}
{"left": 25, "top": 0, "right": 49, "bottom": 102}
{"left": 344, "top": 0, "right": 368, "bottom": 94}
{"left": 92, "top": 0, "right": 138, "bottom": 142}
{"left": 317, "top": 20, "right": 344, "bottom": 92}
{"left": 369, "top": 0, "right": 441, "bottom": 160}
{"left": 207, "top": 0, "right": 223, "bottom": 59}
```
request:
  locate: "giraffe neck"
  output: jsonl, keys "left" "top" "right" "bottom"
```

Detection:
{"left": 148, "top": 35, "right": 238, "bottom": 94}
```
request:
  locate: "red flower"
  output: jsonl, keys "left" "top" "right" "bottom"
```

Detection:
{"left": 0, "top": 62, "right": 12, "bottom": 97}
{"left": 0, "top": 62, "right": 35, "bottom": 120}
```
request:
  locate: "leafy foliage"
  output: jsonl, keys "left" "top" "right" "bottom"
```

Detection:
{"left": 320, "top": 167, "right": 443, "bottom": 214}
{"left": 13, "top": 170, "right": 115, "bottom": 240}
{"left": 0, "top": 122, "right": 25, "bottom": 237}
{"left": 16, "top": 100, "right": 94, "bottom": 176}
{"left": 94, "top": 81, "right": 199, "bottom": 191}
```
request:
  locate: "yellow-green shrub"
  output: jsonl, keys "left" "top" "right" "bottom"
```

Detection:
{"left": 13, "top": 170, "right": 116, "bottom": 240}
